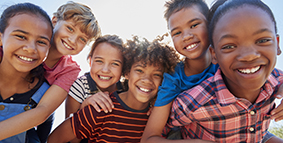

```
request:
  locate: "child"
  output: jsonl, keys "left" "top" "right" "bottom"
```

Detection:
{"left": 0, "top": 1, "right": 101, "bottom": 141}
{"left": 164, "top": 0, "right": 283, "bottom": 142}
{"left": 141, "top": 0, "right": 283, "bottom": 142}
{"left": 47, "top": 36, "right": 179, "bottom": 143}
{"left": 65, "top": 34, "right": 125, "bottom": 143}
{"left": 141, "top": 0, "right": 218, "bottom": 142}
{"left": 0, "top": 3, "right": 53, "bottom": 142}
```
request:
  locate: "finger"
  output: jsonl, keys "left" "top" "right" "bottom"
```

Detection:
{"left": 275, "top": 94, "right": 283, "bottom": 99}
{"left": 94, "top": 99, "right": 109, "bottom": 113}
{"left": 274, "top": 114, "right": 283, "bottom": 122}
{"left": 90, "top": 102, "right": 101, "bottom": 113}
{"left": 103, "top": 92, "right": 114, "bottom": 108}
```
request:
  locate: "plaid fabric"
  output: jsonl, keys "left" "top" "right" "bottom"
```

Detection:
{"left": 165, "top": 68, "right": 283, "bottom": 143}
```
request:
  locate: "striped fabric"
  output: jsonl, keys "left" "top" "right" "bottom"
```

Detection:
{"left": 165, "top": 68, "right": 283, "bottom": 143}
{"left": 71, "top": 91, "right": 149, "bottom": 143}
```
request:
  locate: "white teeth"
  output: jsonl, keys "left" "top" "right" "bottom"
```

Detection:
{"left": 63, "top": 42, "right": 72, "bottom": 50}
{"left": 139, "top": 87, "right": 150, "bottom": 92}
{"left": 18, "top": 56, "right": 33, "bottom": 62}
{"left": 186, "top": 43, "right": 197, "bottom": 50}
{"left": 99, "top": 76, "right": 110, "bottom": 80}
{"left": 238, "top": 66, "right": 260, "bottom": 74}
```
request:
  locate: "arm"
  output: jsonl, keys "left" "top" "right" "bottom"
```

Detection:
{"left": 65, "top": 95, "right": 81, "bottom": 118}
{"left": 0, "top": 85, "right": 67, "bottom": 140}
{"left": 141, "top": 103, "right": 214, "bottom": 143}
{"left": 80, "top": 91, "right": 113, "bottom": 113}
{"left": 271, "top": 83, "right": 283, "bottom": 121}
{"left": 48, "top": 118, "right": 76, "bottom": 143}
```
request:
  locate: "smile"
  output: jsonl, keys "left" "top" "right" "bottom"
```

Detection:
{"left": 138, "top": 86, "right": 151, "bottom": 93}
{"left": 238, "top": 66, "right": 260, "bottom": 74}
{"left": 63, "top": 41, "right": 73, "bottom": 50}
{"left": 18, "top": 55, "right": 34, "bottom": 62}
{"left": 99, "top": 75, "right": 111, "bottom": 80}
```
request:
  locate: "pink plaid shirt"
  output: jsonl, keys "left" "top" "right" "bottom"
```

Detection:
{"left": 165, "top": 68, "right": 283, "bottom": 143}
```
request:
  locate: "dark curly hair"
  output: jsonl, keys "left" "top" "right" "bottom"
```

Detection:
{"left": 122, "top": 35, "right": 179, "bottom": 90}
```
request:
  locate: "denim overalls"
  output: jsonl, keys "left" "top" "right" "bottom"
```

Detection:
{"left": 0, "top": 82, "right": 49, "bottom": 143}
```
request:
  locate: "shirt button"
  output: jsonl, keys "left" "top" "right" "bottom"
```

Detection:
{"left": 10, "top": 97, "right": 14, "bottom": 101}
{"left": 249, "top": 127, "right": 255, "bottom": 132}
{"left": 0, "top": 105, "right": 5, "bottom": 110}
{"left": 250, "top": 110, "right": 255, "bottom": 115}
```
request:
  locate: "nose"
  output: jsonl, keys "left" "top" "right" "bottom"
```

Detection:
{"left": 101, "top": 64, "right": 110, "bottom": 73}
{"left": 237, "top": 45, "right": 260, "bottom": 62}
{"left": 141, "top": 73, "right": 153, "bottom": 84}
{"left": 23, "top": 42, "right": 36, "bottom": 53}
{"left": 183, "top": 29, "right": 193, "bottom": 42}
{"left": 68, "top": 35, "right": 77, "bottom": 45}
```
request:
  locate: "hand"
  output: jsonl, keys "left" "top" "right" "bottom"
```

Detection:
{"left": 80, "top": 91, "right": 114, "bottom": 113}
{"left": 271, "top": 83, "right": 283, "bottom": 122}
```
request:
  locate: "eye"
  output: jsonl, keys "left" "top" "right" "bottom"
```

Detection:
{"left": 135, "top": 69, "right": 143, "bottom": 73}
{"left": 67, "top": 26, "right": 74, "bottom": 32}
{"left": 191, "top": 23, "right": 200, "bottom": 28}
{"left": 112, "top": 62, "right": 121, "bottom": 67}
{"left": 15, "top": 35, "right": 26, "bottom": 40}
{"left": 80, "top": 37, "right": 87, "bottom": 43}
{"left": 154, "top": 73, "right": 163, "bottom": 78}
{"left": 172, "top": 31, "right": 181, "bottom": 37}
{"left": 222, "top": 44, "right": 236, "bottom": 50}
{"left": 94, "top": 59, "right": 103, "bottom": 63}
{"left": 37, "top": 40, "right": 48, "bottom": 46}
{"left": 256, "top": 38, "right": 271, "bottom": 44}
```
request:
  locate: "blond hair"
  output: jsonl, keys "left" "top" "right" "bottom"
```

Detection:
{"left": 53, "top": 1, "right": 101, "bottom": 41}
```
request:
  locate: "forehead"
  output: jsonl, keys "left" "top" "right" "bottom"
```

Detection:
{"left": 5, "top": 13, "right": 52, "bottom": 37}
{"left": 168, "top": 5, "right": 206, "bottom": 30}
{"left": 213, "top": 6, "right": 275, "bottom": 40}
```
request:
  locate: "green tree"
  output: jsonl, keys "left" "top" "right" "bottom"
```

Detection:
{"left": 269, "top": 125, "right": 283, "bottom": 139}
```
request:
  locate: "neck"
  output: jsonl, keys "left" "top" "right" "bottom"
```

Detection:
{"left": 184, "top": 50, "right": 211, "bottom": 77}
{"left": 118, "top": 91, "right": 149, "bottom": 110}
{"left": 44, "top": 45, "right": 64, "bottom": 68}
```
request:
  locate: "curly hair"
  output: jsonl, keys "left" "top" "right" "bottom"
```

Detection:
{"left": 123, "top": 35, "right": 179, "bottom": 77}
{"left": 53, "top": 1, "right": 101, "bottom": 41}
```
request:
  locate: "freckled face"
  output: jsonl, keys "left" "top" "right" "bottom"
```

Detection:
{"left": 211, "top": 6, "right": 280, "bottom": 97}
{"left": 168, "top": 5, "right": 209, "bottom": 60}
{"left": 0, "top": 13, "right": 52, "bottom": 73}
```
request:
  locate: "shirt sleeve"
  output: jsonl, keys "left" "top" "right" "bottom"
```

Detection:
{"left": 71, "top": 105, "right": 97, "bottom": 139}
{"left": 44, "top": 56, "right": 81, "bottom": 92}
{"left": 69, "top": 77, "right": 86, "bottom": 103}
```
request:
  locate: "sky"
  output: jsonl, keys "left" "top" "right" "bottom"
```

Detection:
{"left": 0, "top": 0, "right": 283, "bottom": 131}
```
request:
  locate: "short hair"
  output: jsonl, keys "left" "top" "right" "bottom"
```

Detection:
{"left": 164, "top": 0, "right": 209, "bottom": 24}
{"left": 209, "top": 0, "right": 277, "bottom": 48}
{"left": 53, "top": 1, "right": 101, "bottom": 41}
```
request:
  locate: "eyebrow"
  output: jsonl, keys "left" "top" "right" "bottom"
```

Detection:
{"left": 218, "top": 28, "right": 273, "bottom": 42}
{"left": 13, "top": 29, "right": 50, "bottom": 42}
{"left": 170, "top": 18, "right": 201, "bottom": 33}
{"left": 94, "top": 57, "right": 122, "bottom": 64}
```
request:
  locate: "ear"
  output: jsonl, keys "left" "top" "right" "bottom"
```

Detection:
{"left": 276, "top": 35, "right": 281, "bottom": 55}
{"left": 87, "top": 57, "right": 92, "bottom": 67}
{"left": 51, "top": 16, "right": 58, "bottom": 28}
{"left": 209, "top": 45, "right": 218, "bottom": 64}
{"left": 124, "top": 73, "right": 129, "bottom": 80}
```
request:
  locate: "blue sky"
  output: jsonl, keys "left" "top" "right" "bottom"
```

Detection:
{"left": 1, "top": 0, "right": 283, "bottom": 130}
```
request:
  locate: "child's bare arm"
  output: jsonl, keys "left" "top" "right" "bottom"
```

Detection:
{"left": 0, "top": 85, "right": 66, "bottom": 140}
{"left": 264, "top": 136, "right": 283, "bottom": 143}
{"left": 271, "top": 83, "right": 283, "bottom": 121}
{"left": 65, "top": 95, "right": 81, "bottom": 118}
{"left": 48, "top": 118, "right": 76, "bottom": 143}
{"left": 80, "top": 91, "right": 114, "bottom": 113}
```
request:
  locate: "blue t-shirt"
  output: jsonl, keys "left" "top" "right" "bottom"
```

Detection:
{"left": 155, "top": 62, "right": 219, "bottom": 107}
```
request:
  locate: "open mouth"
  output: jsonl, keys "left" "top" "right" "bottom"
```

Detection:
{"left": 138, "top": 86, "right": 151, "bottom": 93}
{"left": 237, "top": 66, "right": 261, "bottom": 74}
{"left": 62, "top": 41, "right": 73, "bottom": 50}
{"left": 99, "top": 75, "right": 111, "bottom": 80}
{"left": 18, "top": 55, "right": 34, "bottom": 62}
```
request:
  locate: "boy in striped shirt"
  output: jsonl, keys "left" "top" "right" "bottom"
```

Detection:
{"left": 48, "top": 36, "right": 179, "bottom": 143}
